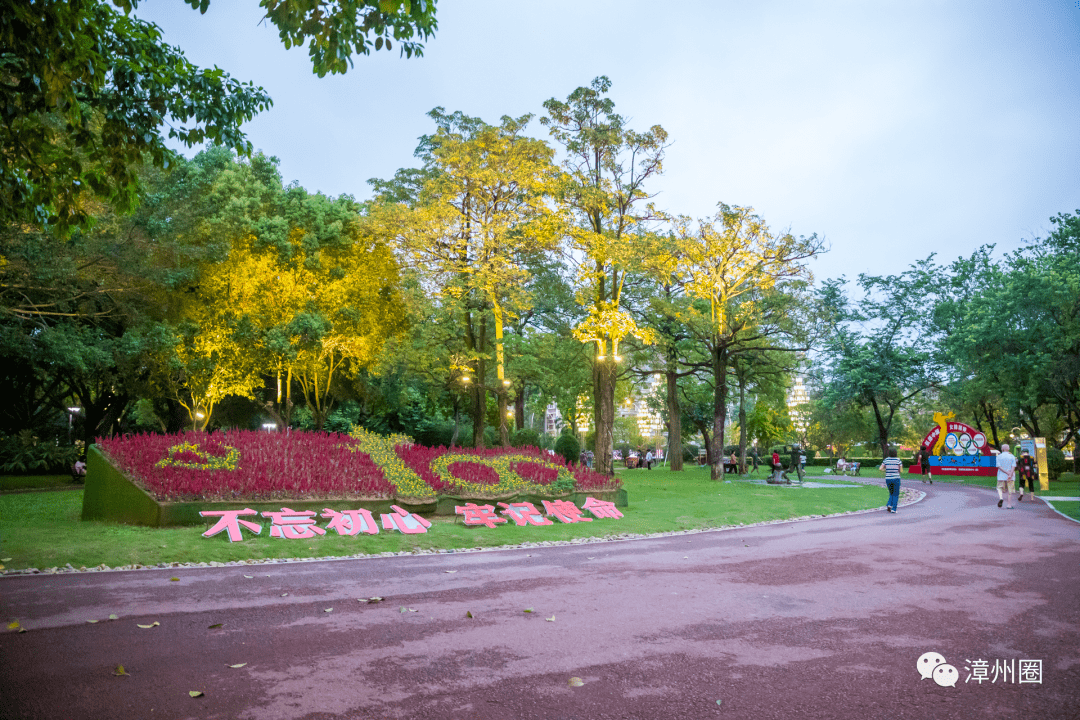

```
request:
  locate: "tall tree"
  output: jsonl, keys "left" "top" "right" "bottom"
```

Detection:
{"left": 372, "top": 109, "right": 560, "bottom": 447}
{"left": 672, "top": 205, "right": 823, "bottom": 479}
{"left": 541, "top": 77, "right": 666, "bottom": 474}
{"left": 818, "top": 258, "right": 942, "bottom": 458}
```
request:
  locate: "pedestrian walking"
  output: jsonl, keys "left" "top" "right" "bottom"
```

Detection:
{"left": 645, "top": 449, "right": 654, "bottom": 470}
{"left": 920, "top": 445, "right": 932, "bottom": 483}
{"left": 880, "top": 448, "right": 903, "bottom": 513}
{"left": 996, "top": 443, "right": 1017, "bottom": 509}
{"left": 1016, "top": 448, "right": 1036, "bottom": 502}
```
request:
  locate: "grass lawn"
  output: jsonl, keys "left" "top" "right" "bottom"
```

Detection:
{"left": 0, "top": 465, "right": 888, "bottom": 572}
{"left": 0, "top": 474, "right": 80, "bottom": 492}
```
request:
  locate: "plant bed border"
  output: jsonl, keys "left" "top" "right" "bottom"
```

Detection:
{"left": 81, "top": 445, "right": 627, "bottom": 528}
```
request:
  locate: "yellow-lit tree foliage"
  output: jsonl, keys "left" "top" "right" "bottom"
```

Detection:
{"left": 374, "top": 110, "right": 560, "bottom": 446}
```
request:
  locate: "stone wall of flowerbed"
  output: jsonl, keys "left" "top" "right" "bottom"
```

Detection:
{"left": 83, "top": 428, "right": 625, "bottom": 527}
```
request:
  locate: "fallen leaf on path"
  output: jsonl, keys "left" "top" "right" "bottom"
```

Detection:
{"left": 399, "top": 607, "right": 408, "bottom": 613}
{"left": 280, "top": 593, "right": 289, "bottom": 597}
{"left": 227, "top": 663, "right": 247, "bottom": 669}
{"left": 108, "top": 614, "right": 119, "bottom": 621}
{"left": 369, "top": 596, "right": 383, "bottom": 602}
{"left": 17, "top": 628, "right": 26, "bottom": 633}
{"left": 546, "top": 616, "right": 555, "bottom": 622}
{"left": 568, "top": 677, "right": 584, "bottom": 687}
{"left": 716, "top": 699, "right": 723, "bottom": 706}
{"left": 587, "top": 557, "right": 594, "bottom": 560}
{"left": 86, "top": 620, "right": 98, "bottom": 624}
{"left": 188, "top": 690, "right": 203, "bottom": 698}
{"left": 7, "top": 621, "right": 19, "bottom": 630}
{"left": 357, "top": 599, "right": 368, "bottom": 603}
{"left": 466, "top": 611, "right": 473, "bottom": 618}
{"left": 207, "top": 623, "right": 223, "bottom": 629}
{"left": 136, "top": 622, "right": 160, "bottom": 629}
{"left": 445, "top": 570, "right": 457, "bottom": 573}
{"left": 170, "top": 577, "right": 180, "bottom": 582}
{"left": 113, "top": 665, "right": 129, "bottom": 676}
{"left": 407, "top": 608, "right": 418, "bottom": 612}
{"left": 523, "top": 607, "right": 534, "bottom": 613}
{"left": 324, "top": 608, "right": 333, "bottom": 613}
{"left": 243, "top": 575, "right": 253, "bottom": 579}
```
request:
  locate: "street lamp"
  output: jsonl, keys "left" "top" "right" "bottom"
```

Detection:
{"left": 67, "top": 407, "right": 81, "bottom": 444}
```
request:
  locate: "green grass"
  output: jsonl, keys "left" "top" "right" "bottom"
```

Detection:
{"left": 0, "top": 464, "right": 888, "bottom": 571}
{"left": 0, "top": 474, "right": 79, "bottom": 492}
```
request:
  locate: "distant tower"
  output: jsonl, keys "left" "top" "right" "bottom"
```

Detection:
{"left": 787, "top": 375, "right": 809, "bottom": 437}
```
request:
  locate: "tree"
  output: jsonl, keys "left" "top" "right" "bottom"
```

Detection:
{"left": 933, "top": 212, "right": 1080, "bottom": 463}
{"left": 372, "top": 109, "right": 560, "bottom": 447}
{"left": 818, "top": 259, "right": 942, "bottom": 458}
{"left": 671, "top": 205, "right": 823, "bottom": 479}
{"left": 541, "top": 76, "right": 666, "bottom": 474}
{"left": 145, "top": 150, "right": 404, "bottom": 431}
{"left": 1, "top": 0, "right": 438, "bottom": 235}
{"left": 0, "top": 0, "right": 272, "bottom": 234}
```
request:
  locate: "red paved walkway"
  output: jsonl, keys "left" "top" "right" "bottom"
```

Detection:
{"left": 1, "top": 481, "right": 1077, "bottom": 719}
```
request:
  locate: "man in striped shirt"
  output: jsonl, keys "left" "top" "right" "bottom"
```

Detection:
{"left": 879, "top": 448, "right": 903, "bottom": 513}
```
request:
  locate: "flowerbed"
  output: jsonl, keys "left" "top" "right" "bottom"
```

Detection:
{"left": 350, "top": 426, "right": 619, "bottom": 500}
{"left": 94, "top": 428, "right": 621, "bottom": 506}
{"left": 97, "top": 430, "right": 394, "bottom": 502}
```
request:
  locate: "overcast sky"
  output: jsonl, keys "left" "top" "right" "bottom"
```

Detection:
{"left": 135, "top": 0, "right": 1079, "bottom": 284}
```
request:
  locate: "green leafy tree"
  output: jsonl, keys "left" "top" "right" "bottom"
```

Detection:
{"left": 818, "top": 259, "right": 942, "bottom": 458}
{"left": 670, "top": 205, "right": 823, "bottom": 479}
{"left": 372, "top": 109, "right": 560, "bottom": 447}
{"left": 541, "top": 76, "right": 666, "bottom": 475}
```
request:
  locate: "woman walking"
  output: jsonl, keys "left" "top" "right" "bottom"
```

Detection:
{"left": 880, "top": 448, "right": 903, "bottom": 513}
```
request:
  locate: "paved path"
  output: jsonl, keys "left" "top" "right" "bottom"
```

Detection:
{"left": 1, "top": 482, "right": 1077, "bottom": 719}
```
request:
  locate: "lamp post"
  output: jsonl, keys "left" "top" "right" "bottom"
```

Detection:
{"left": 67, "top": 407, "right": 81, "bottom": 445}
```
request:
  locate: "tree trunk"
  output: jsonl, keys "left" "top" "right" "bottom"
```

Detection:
{"left": 593, "top": 357, "right": 616, "bottom": 475}
{"left": 450, "top": 396, "right": 460, "bottom": 448}
{"left": 692, "top": 419, "right": 712, "bottom": 466}
{"left": 665, "top": 360, "right": 683, "bottom": 472}
{"left": 498, "top": 390, "right": 510, "bottom": 447}
{"left": 710, "top": 344, "right": 730, "bottom": 480}
{"left": 737, "top": 376, "right": 748, "bottom": 474}
{"left": 868, "top": 396, "right": 890, "bottom": 457}
{"left": 514, "top": 388, "right": 525, "bottom": 431}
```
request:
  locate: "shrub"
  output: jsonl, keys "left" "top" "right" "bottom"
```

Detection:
{"left": 511, "top": 428, "right": 542, "bottom": 448}
{"left": 553, "top": 431, "right": 581, "bottom": 465}
{"left": 1046, "top": 446, "right": 1066, "bottom": 480}
{"left": 0, "top": 431, "right": 78, "bottom": 475}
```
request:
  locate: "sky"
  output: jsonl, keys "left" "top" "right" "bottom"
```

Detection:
{"left": 134, "top": 0, "right": 1080, "bottom": 284}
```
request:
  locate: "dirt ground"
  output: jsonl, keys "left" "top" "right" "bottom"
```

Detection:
{"left": 1, "top": 481, "right": 1077, "bottom": 719}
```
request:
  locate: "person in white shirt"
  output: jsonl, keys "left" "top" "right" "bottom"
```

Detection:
{"left": 644, "top": 449, "right": 654, "bottom": 470}
{"left": 996, "top": 443, "right": 1017, "bottom": 509}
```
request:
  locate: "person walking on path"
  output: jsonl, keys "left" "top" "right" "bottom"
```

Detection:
{"left": 1016, "top": 448, "right": 1036, "bottom": 502}
{"left": 880, "top": 448, "right": 903, "bottom": 513}
{"left": 919, "top": 445, "right": 933, "bottom": 483}
{"left": 751, "top": 451, "right": 759, "bottom": 475}
{"left": 645, "top": 449, "right": 654, "bottom": 470}
{"left": 996, "top": 443, "right": 1017, "bottom": 508}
